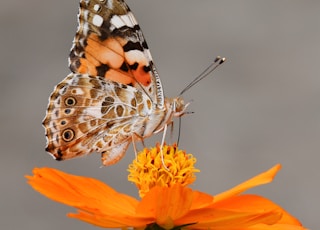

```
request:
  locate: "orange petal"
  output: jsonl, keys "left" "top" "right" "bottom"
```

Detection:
{"left": 247, "top": 223, "right": 307, "bottom": 230}
{"left": 68, "top": 211, "right": 153, "bottom": 228}
{"left": 137, "top": 184, "right": 198, "bottom": 229}
{"left": 189, "top": 190, "right": 214, "bottom": 210}
{"left": 174, "top": 196, "right": 281, "bottom": 228}
{"left": 26, "top": 168, "right": 152, "bottom": 228}
{"left": 216, "top": 194, "right": 303, "bottom": 227}
{"left": 214, "top": 164, "right": 281, "bottom": 203}
{"left": 187, "top": 224, "right": 306, "bottom": 230}
{"left": 183, "top": 194, "right": 303, "bottom": 229}
{"left": 180, "top": 208, "right": 282, "bottom": 229}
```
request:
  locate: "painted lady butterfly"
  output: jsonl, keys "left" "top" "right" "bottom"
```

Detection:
{"left": 43, "top": 0, "right": 224, "bottom": 166}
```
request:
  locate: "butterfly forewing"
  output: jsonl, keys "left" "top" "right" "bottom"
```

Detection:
{"left": 69, "top": 0, "right": 164, "bottom": 107}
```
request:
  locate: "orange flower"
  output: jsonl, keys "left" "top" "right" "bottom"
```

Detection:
{"left": 26, "top": 145, "right": 306, "bottom": 229}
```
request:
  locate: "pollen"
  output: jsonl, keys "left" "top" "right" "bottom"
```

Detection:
{"left": 128, "top": 143, "right": 199, "bottom": 197}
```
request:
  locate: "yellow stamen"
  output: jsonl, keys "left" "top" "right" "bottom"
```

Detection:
{"left": 128, "top": 143, "right": 199, "bottom": 197}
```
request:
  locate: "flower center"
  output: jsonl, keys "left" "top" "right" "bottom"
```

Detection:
{"left": 128, "top": 143, "right": 199, "bottom": 197}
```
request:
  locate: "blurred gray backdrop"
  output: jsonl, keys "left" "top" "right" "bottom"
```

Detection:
{"left": 1, "top": 0, "right": 319, "bottom": 229}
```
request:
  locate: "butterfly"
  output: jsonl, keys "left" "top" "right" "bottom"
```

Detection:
{"left": 43, "top": 0, "right": 224, "bottom": 166}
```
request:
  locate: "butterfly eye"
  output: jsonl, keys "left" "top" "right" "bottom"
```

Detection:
{"left": 64, "top": 97, "right": 77, "bottom": 106}
{"left": 62, "top": 129, "right": 75, "bottom": 142}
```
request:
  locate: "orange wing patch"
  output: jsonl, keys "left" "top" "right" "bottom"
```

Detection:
{"left": 124, "top": 50, "right": 152, "bottom": 86}
{"left": 76, "top": 33, "right": 152, "bottom": 87}
{"left": 87, "top": 35, "right": 124, "bottom": 68}
{"left": 104, "top": 69, "right": 134, "bottom": 85}
{"left": 77, "top": 35, "right": 124, "bottom": 75}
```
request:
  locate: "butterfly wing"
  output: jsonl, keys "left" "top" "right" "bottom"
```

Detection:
{"left": 69, "top": 0, "right": 164, "bottom": 108}
{"left": 43, "top": 73, "right": 153, "bottom": 165}
{"left": 43, "top": 0, "right": 170, "bottom": 165}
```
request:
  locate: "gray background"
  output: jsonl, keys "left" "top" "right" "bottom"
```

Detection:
{"left": 1, "top": 0, "right": 319, "bottom": 229}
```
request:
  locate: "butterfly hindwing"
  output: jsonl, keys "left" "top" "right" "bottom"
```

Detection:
{"left": 43, "top": 73, "right": 154, "bottom": 164}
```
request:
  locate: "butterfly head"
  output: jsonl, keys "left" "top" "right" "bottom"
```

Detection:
{"left": 167, "top": 97, "right": 190, "bottom": 118}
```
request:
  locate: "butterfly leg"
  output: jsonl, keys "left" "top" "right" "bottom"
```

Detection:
{"left": 131, "top": 132, "right": 145, "bottom": 161}
{"left": 131, "top": 134, "right": 138, "bottom": 160}
{"left": 169, "top": 120, "right": 174, "bottom": 142}
{"left": 141, "top": 138, "right": 146, "bottom": 148}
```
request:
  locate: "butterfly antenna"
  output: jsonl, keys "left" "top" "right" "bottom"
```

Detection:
{"left": 179, "top": 56, "right": 226, "bottom": 96}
